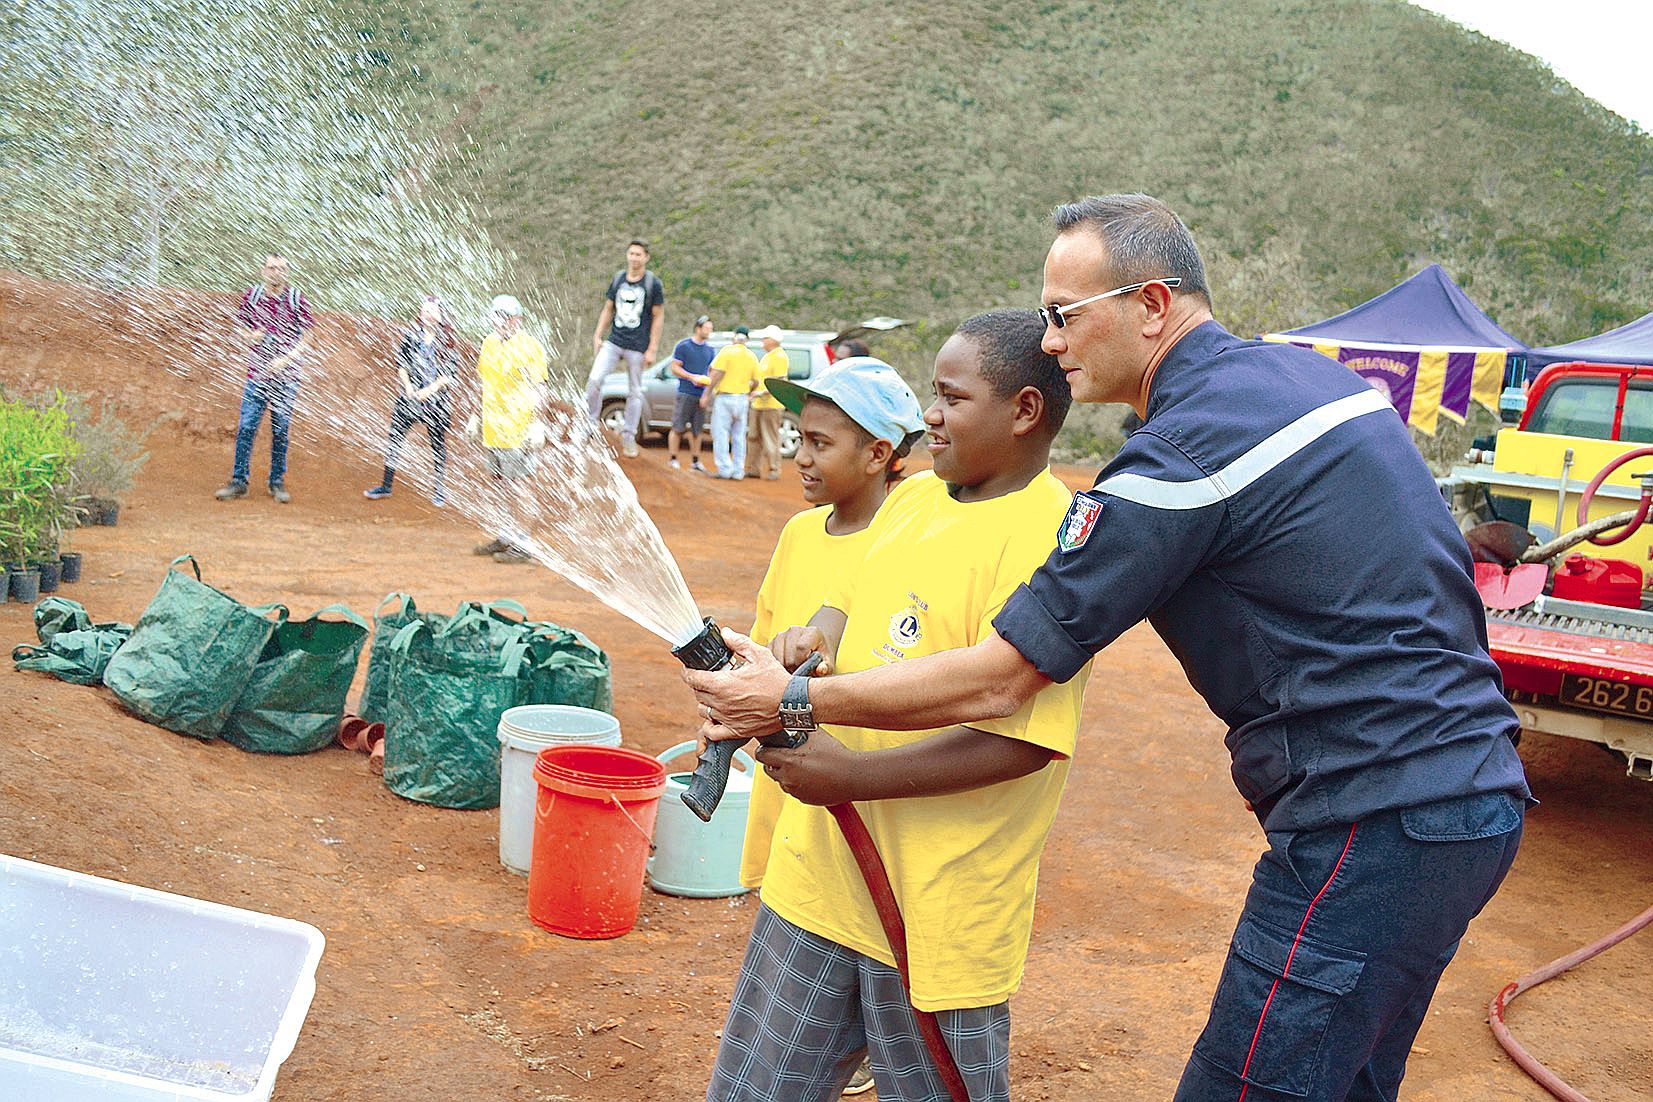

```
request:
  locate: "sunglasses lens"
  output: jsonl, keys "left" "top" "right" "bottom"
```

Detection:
{"left": 1041, "top": 306, "right": 1064, "bottom": 330}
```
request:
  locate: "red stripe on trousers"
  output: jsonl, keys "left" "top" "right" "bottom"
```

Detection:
{"left": 1235, "top": 822, "right": 1359, "bottom": 1102}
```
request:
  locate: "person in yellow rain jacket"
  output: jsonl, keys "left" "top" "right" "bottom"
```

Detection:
{"left": 472, "top": 293, "right": 548, "bottom": 563}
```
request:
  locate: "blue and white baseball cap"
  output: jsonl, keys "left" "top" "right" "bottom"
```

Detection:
{"left": 766, "top": 357, "right": 926, "bottom": 449}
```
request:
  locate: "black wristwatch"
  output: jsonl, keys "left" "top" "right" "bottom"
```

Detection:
{"left": 776, "top": 665, "right": 818, "bottom": 745}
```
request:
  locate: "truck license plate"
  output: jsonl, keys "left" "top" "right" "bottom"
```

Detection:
{"left": 1559, "top": 674, "right": 1653, "bottom": 719}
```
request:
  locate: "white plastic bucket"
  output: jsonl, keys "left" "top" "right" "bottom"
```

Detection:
{"left": 497, "top": 705, "right": 621, "bottom": 875}
{"left": 647, "top": 740, "right": 755, "bottom": 898}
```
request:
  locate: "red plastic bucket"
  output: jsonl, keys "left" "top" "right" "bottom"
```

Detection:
{"left": 528, "top": 745, "right": 668, "bottom": 939}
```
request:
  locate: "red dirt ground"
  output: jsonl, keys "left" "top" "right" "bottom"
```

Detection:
{"left": 1, "top": 270, "right": 1649, "bottom": 1101}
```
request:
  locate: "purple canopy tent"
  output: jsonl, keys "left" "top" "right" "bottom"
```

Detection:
{"left": 1261, "top": 264, "right": 1527, "bottom": 434}
{"left": 1526, "top": 310, "right": 1653, "bottom": 379}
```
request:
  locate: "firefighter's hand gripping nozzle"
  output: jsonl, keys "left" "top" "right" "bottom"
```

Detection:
{"left": 673, "top": 617, "right": 812, "bottom": 822}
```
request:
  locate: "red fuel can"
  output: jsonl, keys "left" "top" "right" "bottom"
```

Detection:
{"left": 1551, "top": 554, "right": 1644, "bottom": 609}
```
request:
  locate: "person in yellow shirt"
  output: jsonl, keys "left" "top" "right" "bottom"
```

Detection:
{"left": 700, "top": 310, "right": 1086, "bottom": 1102}
{"left": 741, "top": 356, "right": 925, "bottom": 1100}
{"left": 745, "top": 324, "right": 790, "bottom": 480}
{"left": 701, "top": 326, "right": 760, "bottom": 479}
{"left": 471, "top": 293, "right": 549, "bottom": 563}
{"left": 741, "top": 356, "right": 926, "bottom": 892}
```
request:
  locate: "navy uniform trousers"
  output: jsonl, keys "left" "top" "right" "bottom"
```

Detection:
{"left": 1173, "top": 790, "right": 1523, "bottom": 1102}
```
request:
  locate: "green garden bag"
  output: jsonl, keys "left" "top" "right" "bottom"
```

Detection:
{"left": 103, "top": 555, "right": 287, "bottom": 740}
{"left": 521, "top": 622, "right": 612, "bottom": 711}
{"left": 11, "top": 597, "right": 133, "bottom": 686}
{"left": 380, "top": 601, "right": 534, "bottom": 810}
{"left": 222, "top": 604, "right": 370, "bottom": 754}
{"left": 358, "top": 593, "right": 417, "bottom": 723}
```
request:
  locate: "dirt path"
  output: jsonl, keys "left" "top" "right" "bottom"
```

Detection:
{"left": 2, "top": 271, "right": 1649, "bottom": 1100}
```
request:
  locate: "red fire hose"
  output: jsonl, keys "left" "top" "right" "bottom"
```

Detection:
{"left": 830, "top": 803, "right": 970, "bottom": 1102}
{"left": 1488, "top": 902, "right": 1653, "bottom": 1100}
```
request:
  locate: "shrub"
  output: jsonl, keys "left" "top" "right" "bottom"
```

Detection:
{"left": 61, "top": 394, "right": 150, "bottom": 505}
{"left": 0, "top": 394, "right": 81, "bottom": 564}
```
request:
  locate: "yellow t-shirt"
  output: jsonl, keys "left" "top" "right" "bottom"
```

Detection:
{"left": 476, "top": 331, "right": 548, "bottom": 448}
{"left": 751, "top": 348, "right": 790, "bottom": 410}
{"left": 761, "top": 470, "right": 1090, "bottom": 1012}
{"left": 742, "top": 503, "right": 885, "bottom": 889}
{"left": 710, "top": 343, "right": 760, "bottom": 396}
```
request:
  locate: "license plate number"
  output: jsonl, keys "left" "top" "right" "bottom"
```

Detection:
{"left": 1559, "top": 675, "right": 1653, "bottom": 719}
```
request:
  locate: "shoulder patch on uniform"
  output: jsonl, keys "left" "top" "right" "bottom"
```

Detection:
{"left": 1057, "top": 493, "right": 1104, "bottom": 553}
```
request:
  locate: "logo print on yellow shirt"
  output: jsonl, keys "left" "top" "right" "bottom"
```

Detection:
{"left": 889, "top": 608, "right": 923, "bottom": 649}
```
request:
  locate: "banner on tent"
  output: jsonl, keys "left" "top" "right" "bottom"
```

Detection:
{"left": 1262, "top": 336, "right": 1504, "bottom": 435}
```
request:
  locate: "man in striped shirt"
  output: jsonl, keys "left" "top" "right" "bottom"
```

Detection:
{"left": 215, "top": 254, "right": 313, "bottom": 504}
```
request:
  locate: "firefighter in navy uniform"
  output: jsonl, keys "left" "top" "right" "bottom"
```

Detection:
{"left": 687, "top": 194, "right": 1531, "bottom": 1102}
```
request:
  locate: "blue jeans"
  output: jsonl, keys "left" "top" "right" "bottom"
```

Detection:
{"left": 230, "top": 375, "right": 300, "bottom": 487}
{"left": 1173, "top": 792, "right": 1524, "bottom": 1102}
{"left": 710, "top": 394, "right": 749, "bottom": 479}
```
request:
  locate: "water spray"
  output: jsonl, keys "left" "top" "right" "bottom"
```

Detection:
{"left": 670, "top": 617, "right": 813, "bottom": 822}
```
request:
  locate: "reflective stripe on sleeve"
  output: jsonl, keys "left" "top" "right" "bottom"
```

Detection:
{"left": 1096, "top": 389, "right": 1391, "bottom": 511}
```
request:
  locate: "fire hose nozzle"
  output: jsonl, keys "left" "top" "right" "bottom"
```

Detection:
{"left": 672, "top": 618, "right": 743, "bottom": 822}
{"left": 672, "top": 616, "right": 735, "bottom": 673}
{"left": 672, "top": 617, "right": 813, "bottom": 822}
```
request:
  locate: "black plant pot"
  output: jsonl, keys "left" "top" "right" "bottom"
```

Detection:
{"left": 32, "top": 559, "right": 61, "bottom": 594}
{"left": 59, "top": 552, "right": 83, "bottom": 583}
{"left": 98, "top": 501, "right": 121, "bottom": 526}
{"left": 9, "top": 567, "right": 40, "bottom": 604}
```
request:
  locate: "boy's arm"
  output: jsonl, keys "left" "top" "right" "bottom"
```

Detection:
{"left": 769, "top": 606, "right": 847, "bottom": 672}
{"left": 753, "top": 723, "right": 1053, "bottom": 806}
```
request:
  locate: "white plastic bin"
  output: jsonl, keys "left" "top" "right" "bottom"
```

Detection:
{"left": 0, "top": 854, "right": 325, "bottom": 1101}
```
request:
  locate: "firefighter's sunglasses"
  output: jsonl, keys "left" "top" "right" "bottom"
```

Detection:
{"left": 1039, "top": 278, "right": 1182, "bottom": 329}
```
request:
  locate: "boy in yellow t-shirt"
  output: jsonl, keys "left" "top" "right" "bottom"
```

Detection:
{"left": 741, "top": 357, "right": 926, "bottom": 893}
{"left": 706, "top": 310, "right": 1088, "bottom": 1102}
{"left": 471, "top": 293, "right": 549, "bottom": 563}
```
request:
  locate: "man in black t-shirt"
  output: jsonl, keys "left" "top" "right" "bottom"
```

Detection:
{"left": 584, "top": 238, "right": 665, "bottom": 457}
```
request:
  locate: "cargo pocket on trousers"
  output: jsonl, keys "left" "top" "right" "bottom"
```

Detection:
{"left": 1400, "top": 792, "right": 1522, "bottom": 842}
{"left": 1191, "top": 916, "right": 1366, "bottom": 1097}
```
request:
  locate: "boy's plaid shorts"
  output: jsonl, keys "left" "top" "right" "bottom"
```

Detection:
{"left": 708, "top": 904, "right": 1010, "bottom": 1102}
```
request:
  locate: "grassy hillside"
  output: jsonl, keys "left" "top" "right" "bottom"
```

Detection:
{"left": 351, "top": 0, "right": 1652, "bottom": 453}
{"left": 6, "top": 0, "right": 1651, "bottom": 458}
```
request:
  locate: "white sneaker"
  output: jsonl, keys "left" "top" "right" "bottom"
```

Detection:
{"left": 669, "top": 457, "right": 681, "bottom": 470}
{"left": 841, "top": 1058, "right": 875, "bottom": 1096}
{"left": 622, "top": 437, "right": 640, "bottom": 458}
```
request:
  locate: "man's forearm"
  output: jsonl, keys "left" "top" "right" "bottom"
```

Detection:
{"left": 811, "top": 631, "right": 1049, "bottom": 732}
